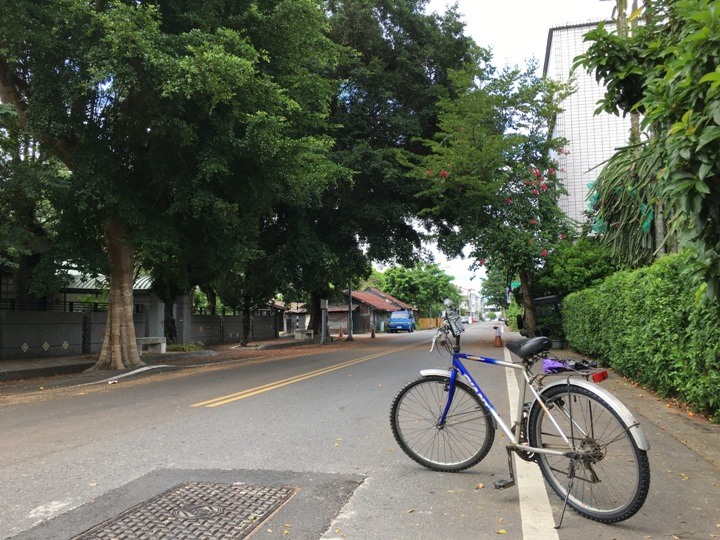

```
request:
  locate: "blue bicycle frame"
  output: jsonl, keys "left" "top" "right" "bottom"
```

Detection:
{"left": 429, "top": 350, "right": 574, "bottom": 458}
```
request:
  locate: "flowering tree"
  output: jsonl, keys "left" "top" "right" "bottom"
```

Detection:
{"left": 472, "top": 162, "right": 570, "bottom": 335}
{"left": 418, "top": 55, "right": 572, "bottom": 335}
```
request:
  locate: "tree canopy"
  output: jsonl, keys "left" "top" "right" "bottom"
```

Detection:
{"left": 380, "top": 262, "right": 460, "bottom": 317}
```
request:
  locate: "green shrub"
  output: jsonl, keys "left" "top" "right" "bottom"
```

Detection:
{"left": 167, "top": 342, "right": 205, "bottom": 352}
{"left": 562, "top": 251, "right": 720, "bottom": 421}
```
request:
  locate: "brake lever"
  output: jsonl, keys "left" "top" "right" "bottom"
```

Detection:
{"left": 430, "top": 333, "right": 438, "bottom": 352}
{"left": 430, "top": 329, "right": 448, "bottom": 352}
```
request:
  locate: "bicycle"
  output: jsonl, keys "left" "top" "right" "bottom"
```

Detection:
{"left": 390, "top": 303, "right": 650, "bottom": 527}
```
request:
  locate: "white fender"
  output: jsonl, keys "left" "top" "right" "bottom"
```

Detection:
{"left": 535, "top": 378, "right": 650, "bottom": 451}
{"left": 420, "top": 368, "right": 471, "bottom": 384}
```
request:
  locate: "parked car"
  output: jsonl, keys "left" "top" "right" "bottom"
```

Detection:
{"left": 461, "top": 316, "right": 469, "bottom": 324}
{"left": 388, "top": 310, "right": 415, "bottom": 333}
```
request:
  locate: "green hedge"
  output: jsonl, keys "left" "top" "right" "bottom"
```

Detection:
{"left": 562, "top": 251, "right": 720, "bottom": 421}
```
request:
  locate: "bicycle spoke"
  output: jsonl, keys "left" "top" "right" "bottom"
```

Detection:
{"left": 529, "top": 384, "right": 650, "bottom": 523}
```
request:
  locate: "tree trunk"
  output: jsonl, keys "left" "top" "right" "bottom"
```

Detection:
{"left": 90, "top": 218, "right": 144, "bottom": 370}
{"left": 241, "top": 293, "right": 252, "bottom": 345}
{"left": 204, "top": 285, "right": 217, "bottom": 315}
{"left": 519, "top": 268, "right": 537, "bottom": 338}
{"left": 163, "top": 299, "right": 178, "bottom": 345}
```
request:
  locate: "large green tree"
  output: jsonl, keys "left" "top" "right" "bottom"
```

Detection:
{"left": 278, "top": 0, "right": 477, "bottom": 332}
{"left": 419, "top": 58, "right": 571, "bottom": 335}
{"left": 0, "top": 0, "right": 341, "bottom": 368}
{"left": 380, "top": 262, "right": 460, "bottom": 317}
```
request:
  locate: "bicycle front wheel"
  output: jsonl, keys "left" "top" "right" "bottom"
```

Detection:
{"left": 390, "top": 375, "right": 495, "bottom": 472}
{"left": 528, "top": 384, "right": 650, "bottom": 523}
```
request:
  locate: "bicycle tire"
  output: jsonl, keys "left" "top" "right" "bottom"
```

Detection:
{"left": 528, "top": 383, "right": 650, "bottom": 523}
{"left": 390, "top": 375, "right": 495, "bottom": 472}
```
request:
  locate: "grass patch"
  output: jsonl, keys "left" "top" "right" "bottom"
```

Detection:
{"left": 166, "top": 342, "right": 205, "bottom": 352}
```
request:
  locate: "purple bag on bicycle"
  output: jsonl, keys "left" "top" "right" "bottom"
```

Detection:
{"left": 543, "top": 359, "right": 568, "bottom": 373}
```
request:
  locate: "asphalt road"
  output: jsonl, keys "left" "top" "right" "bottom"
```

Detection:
{"left": 0, "top": 323, "right": 718, "bottom": 539}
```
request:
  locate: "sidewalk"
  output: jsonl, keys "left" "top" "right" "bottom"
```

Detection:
{"left": 0, "top": 334, "right": 328, "bottom": 385}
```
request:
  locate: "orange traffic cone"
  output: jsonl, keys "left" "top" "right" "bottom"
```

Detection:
{"left": 338, "top": 327, "right": 344, "bottom": 339}
{"left": 371, "top": 327, "right": 376, "bottom": 338}
{"left": 493, "top": 325, "right": 503, "bottom": 347}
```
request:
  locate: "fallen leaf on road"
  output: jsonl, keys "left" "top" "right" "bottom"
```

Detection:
{"left": 475, "top": 483, "right": 484, "bottom": 490}
{"left": 497, "top": 529, "right": 507, "bottom": 534}
{"left": 406, "top": 509, "right": 415, "bottom": 514}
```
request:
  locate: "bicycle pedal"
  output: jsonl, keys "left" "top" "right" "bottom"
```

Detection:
{"left": 493, "top": 479, "right": 515, "bottom": 490}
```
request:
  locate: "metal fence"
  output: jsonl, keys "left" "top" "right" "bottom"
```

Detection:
{"left": 0, "top": 298, "right": 144, "bottom": 313}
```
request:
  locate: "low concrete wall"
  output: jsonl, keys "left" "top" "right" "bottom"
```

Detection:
{"left": 191, "top": 314, "right": 222, "bottom": 345}
{"left": 223, "top": 315, "right": 244, "bottom": 343}
{"left": 0, "top": 305, "right": 279, "bottom": 359}
{"left": 0, "top": 311, "right": 83, "bottom": 360}
{"left": 251, "top": 314, "right": 276, "bottom": 341}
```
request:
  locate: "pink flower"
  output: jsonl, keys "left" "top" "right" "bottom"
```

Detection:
{"left": 478, "top": 258, "right": 485, "bottom": 266}
{"left": 533, "top": 189, "right": 539, "bottom": 195}
{"left": 540, "top": 183, "right": 548, "bottom": 191}
{"left": 439, "top": 169, "right": 450, "bottom": 179}
{"left": 541, "top": 249, "right": 548, "bottom": 257}
{"left": 425, "top": 169, "right": 433, "bottom": 176}
{"left": 560, "top": 233, "right": 567, "bottom": 239}
{"left": 524, "top": 180, "right": 531, "bottom": 186}
{"left": 529, "top": 218, "right": 538, "bottom": 225}
{"left": 548, "top": 168, "right": 555, "bottom": 175}
{"left": 506, "top": 197, "right": 512, "bottom": 204}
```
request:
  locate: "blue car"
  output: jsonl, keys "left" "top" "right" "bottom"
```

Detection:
{"left": 389, "top": 310, "right": 415, "bottom": 333}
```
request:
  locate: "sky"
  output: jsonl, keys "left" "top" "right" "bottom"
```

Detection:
{"left": 424, "top": 0, "right": 613, "bottom": 290}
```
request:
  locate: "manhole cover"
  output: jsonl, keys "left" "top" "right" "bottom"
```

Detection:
{"left": 72, "top": 481, "right": 297, "bottom": 539}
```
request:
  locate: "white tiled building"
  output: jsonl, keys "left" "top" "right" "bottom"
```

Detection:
{"left": 543, "top": 21, "right": 632, "bottom": 226}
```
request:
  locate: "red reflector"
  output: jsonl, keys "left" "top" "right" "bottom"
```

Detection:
{"left": 592, "top": 370, "right": 609, "bottom": 383}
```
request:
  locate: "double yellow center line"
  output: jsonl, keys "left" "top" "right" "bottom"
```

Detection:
{"left": 192, "top": 343, "right": 419, "bottom": 408}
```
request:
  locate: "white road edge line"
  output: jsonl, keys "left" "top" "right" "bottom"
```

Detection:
{"left": 504, "top": 347, "right": 559, "bottom": 539}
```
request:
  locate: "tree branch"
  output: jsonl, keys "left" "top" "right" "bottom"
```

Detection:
{"left": 0, "top": 53, "right": 28, "bottom": 127}
{"left": 0, "top": 53, "right": 75, "bottom": 168}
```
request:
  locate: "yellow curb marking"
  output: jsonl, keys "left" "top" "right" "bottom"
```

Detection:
{"left": 192, "top": 343, "right": 419, "bottom": 408}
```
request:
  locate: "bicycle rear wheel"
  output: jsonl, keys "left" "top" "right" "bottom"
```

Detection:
{"left": 390, "top": 375, "right": 495, "bottom": 472}
{"left": 528, "top": 384, "right": 650, "bottom": 523}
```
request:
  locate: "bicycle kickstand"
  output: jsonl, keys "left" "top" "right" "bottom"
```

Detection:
{"left": 554, "top": 458, "right": 577, "bottom": 529}
{"left": 493, "top": 446, "right": 516, "bottom": 490}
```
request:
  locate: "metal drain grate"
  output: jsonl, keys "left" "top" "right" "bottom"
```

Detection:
{"left": 72, "top": 481, "right": 297, "bottom": 539}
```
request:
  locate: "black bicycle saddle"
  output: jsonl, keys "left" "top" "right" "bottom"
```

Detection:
{"left": 506, "top": 336, "right": 552, "bottom": 359}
